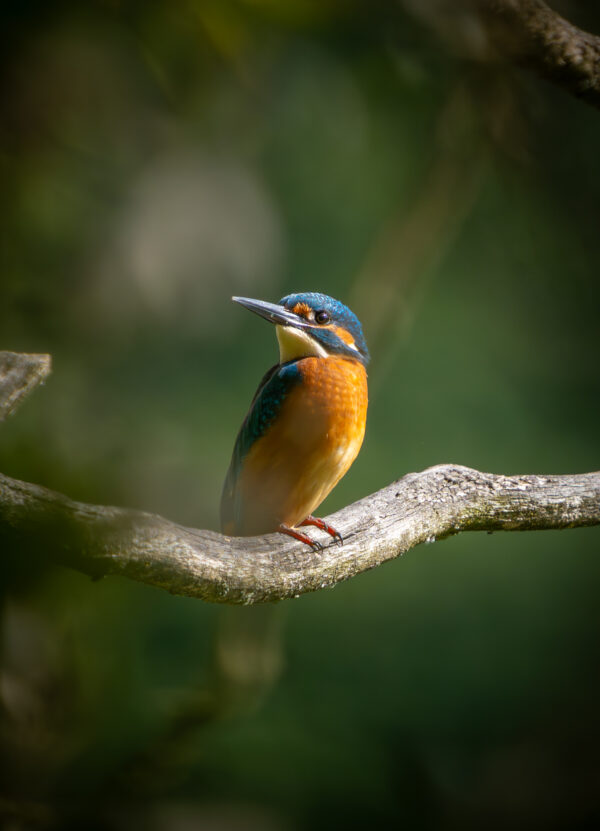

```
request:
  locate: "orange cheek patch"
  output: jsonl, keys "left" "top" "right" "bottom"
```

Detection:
{"left": 332, "top": 325, "right": 356, "bottom": 347}
{"left": 292, "top": 302, "right": 312, "bottom": 319}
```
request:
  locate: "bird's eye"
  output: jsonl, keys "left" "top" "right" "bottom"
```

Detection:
{"left": 315, "top": 310, "right": 329, "bottom": 324}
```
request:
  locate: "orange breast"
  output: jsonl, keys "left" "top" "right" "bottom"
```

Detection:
{"left": 234, "top": 356, "right": 368, "bottom": 535}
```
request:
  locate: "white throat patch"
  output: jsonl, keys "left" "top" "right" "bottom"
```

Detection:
{"left": 276, "top": 325, "right": 329, "bottom": 362}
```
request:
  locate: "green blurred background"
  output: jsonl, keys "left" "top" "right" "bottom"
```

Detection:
{"left": 1, "top": 1, "right": 599, "bottom": 828}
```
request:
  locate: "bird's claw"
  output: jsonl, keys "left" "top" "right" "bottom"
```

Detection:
{"left": 277, "top": 517, "right": 343, "bottom": 551}
{"left": 299, "top": 515, "right": 344, "bottom": 546}
{"left": 277, "top": 524, "right": 323, "bottom": 551}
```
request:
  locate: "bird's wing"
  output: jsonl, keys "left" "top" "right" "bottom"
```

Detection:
{"left": 220, "top": 361, "right": 301, "bottom": 534}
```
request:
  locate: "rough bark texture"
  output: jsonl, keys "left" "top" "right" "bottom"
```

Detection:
{"left": 2, "top": 466, "right": 600, "bottom": 604}
{"left": 1, "top": 350, "right": 599, "bottom": 605}
{"left": 480, "top": 0, "right": 600, "bottom": 107}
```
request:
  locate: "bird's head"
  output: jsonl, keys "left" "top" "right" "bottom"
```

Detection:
{"left": 232, "top": 292, "right": 369, "bottom": 366}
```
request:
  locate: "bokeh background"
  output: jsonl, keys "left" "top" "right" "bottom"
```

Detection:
{"left": 1, "top": 1, "right": 599, "bottom": 828}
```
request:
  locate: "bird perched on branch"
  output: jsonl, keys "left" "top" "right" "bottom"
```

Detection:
{"left": 221, "top": 292, "right": 369, "bottom": 548}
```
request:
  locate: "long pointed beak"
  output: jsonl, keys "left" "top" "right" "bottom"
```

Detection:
{"left": 232, "top": 296, "right": 309, "bottom": 329}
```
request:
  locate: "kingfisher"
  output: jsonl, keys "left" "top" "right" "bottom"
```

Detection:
{"left": 221, "top": 292, "right": 369, "bottom": 549}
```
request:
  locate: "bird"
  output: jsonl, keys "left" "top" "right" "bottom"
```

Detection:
{"left": 221, "top": 292, "right": 369, "bottom": 549}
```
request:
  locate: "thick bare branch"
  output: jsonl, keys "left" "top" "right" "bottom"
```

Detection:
{"left": 1, "top": 465, "right": 598, "bottom": 604}
{"left": 1, "top": 351, "right": 598, "bottom": 604}
{"left": 0, "top": 352, "right": 52, "bottom": 421}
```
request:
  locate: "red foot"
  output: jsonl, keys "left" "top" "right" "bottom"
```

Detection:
{"left": 278, "top": 524, "right": 323, "bottom": 551}
{"left": 300, "top": 515, "right": 344, "bottom": 546}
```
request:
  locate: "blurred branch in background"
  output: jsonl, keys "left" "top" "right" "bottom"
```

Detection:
{"left": 350, "top": 82, "right": 489, "bottom": 394}
{"left": 0, "top": 353, "right": 51, "bottom": 422}
{"left": 357, "top": 0, "right": 600, "bottom": 394}
{"left": 1, "top": 352, "right": 599, "bottom": 605}
{"left": 480, "top": 0, "right": 600, "bottom": 107}
{"left": 403, "top": 0, "right": 600, "bottom": 109}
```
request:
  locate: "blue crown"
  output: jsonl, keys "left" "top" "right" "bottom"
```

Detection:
{"left": 279, "top": 292, "right": 369, "bottom": 364}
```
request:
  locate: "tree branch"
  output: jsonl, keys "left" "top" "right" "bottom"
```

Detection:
{"left": 1, "top": 350, "right": 599, "bottom": 605}
{"left": 480, "top": 0, "right": 600, "bottom": 107}
{"left": 1, "top": 465, "right": 599, "bottom": 604}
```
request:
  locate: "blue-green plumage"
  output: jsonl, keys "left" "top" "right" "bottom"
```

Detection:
{"left": 221, "top": 360, "right": 301, "bottom": 534}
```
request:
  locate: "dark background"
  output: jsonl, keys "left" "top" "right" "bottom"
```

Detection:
{"left": 1, "top": 1, "right": 599, "bottom": 828}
